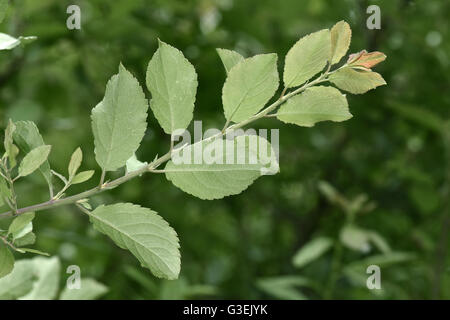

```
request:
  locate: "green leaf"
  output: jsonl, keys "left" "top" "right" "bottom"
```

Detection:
{"left": 16, "top": 248, "right": 49, "bottom": 256}
{"left": 59, "top": 278, "right": 108, "bottom": 300}
{"left": 146, "top": 40, "right": 198, "bottom": 134}
{"left": 222, "top": 53, "right": 279, "bottom": 122}
{"left": 18, "top": 145, "right": 51, "bottom": 177}
{"left": 0, "top": 175, "right": 11, "bottom": 199}
{"left": 340, "top": 225, "right": 371, "bottom": 253}
{"left": 0, "top": 0, "right": 9, "bottom": 24}
{"left": 13, "top": 121, "right": 53, "bottom": 189}
{"left": 88, "top": 203, "right": 181, "bottom": 280}
{"left": 126, "top": 153, "right": 148, "bottom": 173}
{"left": 0, "top": 33, "right": 36, "bottom": 50}
{"left": 0, "top": 243, "right": 14, "bottom": 279}
{"left": 165, "top": 135, "right": 279, "bottom": 200}
{"left": 8, "top": 212, "right": 35, "bottom": 238}
{"left": 284, "top": 29, "right": 330, "bottom": 88}
{"left": 0, "top": 259, "right": 35, "bottom": 299}
{"left": 68, "top": 147, "right": 82, "bottom": 178}
{"left": 14, "top": 232, "right": 36, "bottom": 247}
{"left": 19, "top": 256, "right": 61, "bottom": 300}
{"left": 257, "top": 276, "right": 310, "bottom": 300}
{"left": 368, "top": 231, "right": 391, "bottom": 253}
{"left": 330, "top": 21, "right": 352, "bottom": 65}
{"left": 92, "top": 64, "right": 148, "bottom": 172}
{"left": 71, "top": 170, "right": 95, "bottom": 184}
{"left": 277, "top": 86, "right": 351, "bottom": 127}
{"left": 4, "top": 119, "right": 17, "bottom": 167}
{"left": 216, "top": 48, "right": 244, "bottom": 74}
{"left": 292, "top": 237, "right": 333, "bottom": 269}
{"left": 329, "top": 67, "right": 386, "bottom": 94}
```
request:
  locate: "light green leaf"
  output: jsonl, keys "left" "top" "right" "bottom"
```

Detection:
{"left": 146, "top": 40, "right": 198, "bottom": 134}
{"left": 8, "top": 212, "right": 35, "bottom": 238}
{"left": 13, "top": 121, "right": 53, "bottom": 189}
{"left": 257, "top": 276, "right": 311, "bottom": 300}
{"left": 340, "top": 225, "right": 371, "bottom": 253}
{"left": 88, "top": 203, "right": 181, "bottom": 280}
{"left": 0, "top": 259, "right": 35, "bottom": 299}
{"left": 19, "top": 256, "right": 61, "bottom": 300}
{"left": 165, "top": 134, "right": 279, "bottom": 200}
{"left": 329, "top": 67, "right": 386, "bottom": 94}
{"left": 0, "top": 175, "right": 11, "bottom": 199}
{"left": 4, "top": 119, "right": 17, "bottom": 167}
{"left": 92, "top": 64, "right": 148, "bottom": 172}
{"left": 16, "top": 248, "right": 49, "bottom": 256}
{"left": 18, "top": 145, "right": 51, "bottom": 177}
{"left": 330, "top": 21, "right": 352, "bottom": 65}
{"left": 292, "top": 237, "right": 333, "bottom": 269}
{"left": 126, "top": 154, "right": 148, "bottom": 173}
{"left": 284, "top": 29, "right": 330, "bottom": 88}
{"left": 216, "top": 48, "right": 244, "bottom": 73}
{"left": 222, "top": 53, "right": 279, "bottom": 123}
{"left": 14, "top": 232, "right": 36, "bottom": 247}
{"left": 0, "top": 0, "right": 9, "bottom": 24}
{"left": 71, "top": 170, "right": 94, "bottom": 184}
{"left": 0, "top": 243, "right": 14, "bottom": 279}
{"left": 0, "top": 32, "right": 19, "bottom": 50}
{"left": 368, "top": 232, "right": 391, "bottom": 253}
{"left": 60, "top": 278, "right": 108, "bottom": 300}
{"left": 277, "top": 86, "right": 351, "bottom": 127}
{"left": 13, "top": 222, "right": 32, "bottom": 241}
{"left": 68, "top": 147, "right": 82, "bottom": 178}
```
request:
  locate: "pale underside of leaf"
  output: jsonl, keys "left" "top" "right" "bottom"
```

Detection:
{"left": 91, "top": 64, "right": 148, "bottom": 171}
{"left": 283, "top": 29, "right": 331, "bottom": 88}
{"left": 19, "top": 256, "right": 61, "bottom": 300}
{"left": 216, "top": 48, "right": 244, "bottom": 73}
{"left": 277, "top": 86, "right": 352, "bottom": 127}
{"left": 222, "top": 53, "right": 279, "bottom": 123}
{"left": 13, "top": 121, "right": 53, "bottom": 189}
{"left": 59, "top": 278, "right": 108, "bottom": 300}
{"left": 329, "top": 67, "right": 386, "bottom": 94}
{"left": 89, "top": 203, "right": 180, "bottom": 280}
{"left": 330, "top": 21, "right": 352, "bottom": 65}
{"left": 165, "top": 135, "right": 279, "bottom": 200}
{"left": 0, "top": 260, "right": 35, "bottom": 299}
{"left": 146, "top": 40, "right": 198, "bottom": 134}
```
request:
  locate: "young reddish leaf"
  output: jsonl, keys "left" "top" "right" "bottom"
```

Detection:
{"left": 347, "top": 50, "right": 386, "bottom": 69}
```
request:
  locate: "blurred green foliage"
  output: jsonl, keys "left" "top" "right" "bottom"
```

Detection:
{"left": 0, "top": 0, "right": 449, "bottom": 299}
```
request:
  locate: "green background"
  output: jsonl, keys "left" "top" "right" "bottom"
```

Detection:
{"left": 0, "top": 0, "right": 449, "bottom": 299}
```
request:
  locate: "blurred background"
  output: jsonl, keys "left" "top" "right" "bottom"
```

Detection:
{"left": 0, "top": 0, "right": 449, "bottom": 299}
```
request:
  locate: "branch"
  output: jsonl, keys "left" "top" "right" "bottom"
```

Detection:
{"left": 0, "top": 70, "right": 332, "bottom": 219}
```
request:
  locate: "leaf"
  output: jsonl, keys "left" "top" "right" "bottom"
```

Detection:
{"left": 257, "top": 276, "right": 310, "bottom": 300}
{"left": 13, "top": 121, "right": 53, "bottom": 189}
{"left": 0, "top": 259, "right": 35, "bottom": 299}
{"left": 368, "top": 231, "right": 391, "bottom": 253}
{"left": 277, "top": 86, "right": 351, "bottom": 127}
{"left": 0, "top": 32, "right": 19, "bottom": 50}
{"left": 14, "top": 232, "right": 36, "bottom": 247}
{"left": 18, "top": 145, "right": 51, "bottom": 177}
{"left": 216, "top": 48, "right": 244, "bottom": 73}
{"left": 19, "top": 256, "right": 61, "bottom": 300}
{"left": 8, "top": 212, "right": 35, "bottom": 238}
{"left": 16, "top": 248, "right": 49, "bottom": 256}
{"left": 68, "top": 147, "right": 82, "bottom": 178}
{"left": 329, "top": 67, "right": 386, "bottom": 94}
{"left": 340, "top": 225, "right": 371, "bottom": 253}
{"left": 146, "top": 40, "right": 198, "bottom": 134}
{"left": 347, "top": 50, "right": 386, "bottom": 69}
{"left": 92, "top": 64, "right": 148, "bottom": 172}
{"left": 59, "top": 278, "right": 108, "bottom": 300}
{"left": 88, "top": 203, "right": 181, "bottom": 280}
{"left": 126, "top": 153, "right": 148, "bottom": 173}
{"left": 222, "top": 53, "right": 279, "bottom": 122}
{"left": 0, "top": 175, "right": 11, "bottom": 199}
{"left": 284, "top": 29, "right": 330, "bottom": 88}
{"left": 330, "top": 20, "right": 352, "bottom": 65}
{"left": 71, "top": 170, "right": 95, "bottom": 184}
{"left": 165, "top": 134, "right": 279, "bottom": 200}
{"left": 4, "top": 119, "right": 17, "bottom": 167}
{"left": 292, "top": 237, "right": 333, "bottom": 268}
{"left": 0, "top": 243, "right": 14, "bottom": 279}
